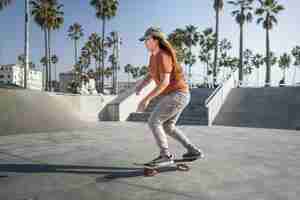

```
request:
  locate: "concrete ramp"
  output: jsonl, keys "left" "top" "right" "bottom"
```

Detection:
{"left": 0, "top": 89, "right": 92, "bottom": 135}
{"left": 214, "top": 87, "right": 300, "bottom": 130}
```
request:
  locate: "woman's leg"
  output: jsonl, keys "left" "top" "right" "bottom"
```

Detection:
{"left": 162, "top": 92, "right": 198, "bottom": 150}
{"left": 147, "top": 92, "right": 188, "bottom": 156}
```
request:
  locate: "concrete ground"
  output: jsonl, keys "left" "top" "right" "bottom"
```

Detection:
{"left": 0, "top": 122, "right": 299, "bottom": 200}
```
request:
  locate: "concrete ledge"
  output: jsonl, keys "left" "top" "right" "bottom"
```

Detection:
{"left": 104, "top": 79, "right": 155, "bottom": 121}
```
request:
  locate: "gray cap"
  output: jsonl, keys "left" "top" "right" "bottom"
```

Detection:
{"left": 139, "top": 26, "right": 167, "bottom": 42}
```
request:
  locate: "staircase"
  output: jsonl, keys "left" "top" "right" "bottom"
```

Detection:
{"left": 213, "top": 87, "right": 300, "bottom": 130}
{"left": 128, "top": 88, "right": 214, "bottom": 125}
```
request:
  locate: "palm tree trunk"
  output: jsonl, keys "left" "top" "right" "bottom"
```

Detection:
{"left": 74, "top": 39, "right": 77, "bottom": 65}
{"left": 24, "top": 0, "right": 29, "bottom": 89}
{"left": 265, "top": 27, "right": 270, "bottom": 87}
{"left": 189, "top": 47, "right": 192, "bottom": 87}
{"left": 257, "top": 68, "right": 259, "bottom": 87}
{"left": 55, "top": 64, "right": 56, "bottom": 82}
{"left": 239, "top": 21, "right": 244, "bottom": 87}
{"left": 213, "top": 8, "right": 219, "bottom": 87}
{"left": 44, "top": 28, "right": 48, "bottom": 91}
{"left": 101, "top": 18, "right": 106, "bottom": 93}
{"left": 293, "top": 66, "right": 297, "bottom": 85}
{"left": 48, "top": 28, "right": 52, "bottom": 91}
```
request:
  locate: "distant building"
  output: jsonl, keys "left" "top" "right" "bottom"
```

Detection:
{"left": 59, "top": 71, "right": 97, "bottom": 94}
{"left": 0, "top": 64, "right": 42, "bottom": 90}
{"left": 59, "top": 71, "right": 77, "bottom": 92}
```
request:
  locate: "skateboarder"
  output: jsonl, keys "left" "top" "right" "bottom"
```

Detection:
{"left": 135, "top": 27, "right": 203, "bottom": 166}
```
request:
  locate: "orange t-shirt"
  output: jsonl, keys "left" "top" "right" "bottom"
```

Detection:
{"left": 149, "top": 49, "right": 189, "bottom": 95}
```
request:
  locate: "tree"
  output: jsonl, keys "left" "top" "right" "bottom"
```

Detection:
{"left": 124, "top": 64, "right": 133, "bottom": 87}
{"left": 213, "top": 0, "right": 224, "bottom": 86}
{"left": 291, "top": 46, "right": 300, "bottom": 85}
{"left": 278, "top": 53, "right": 291, "bottom": 85}
{"left": 0, "top": 0, "right": 12, "bottom": 10}
{"left": 68, "top": 22, "right": 84, "bottom": 65}
{"left": 106, "top": 31, "right": 121, "bottom": 94}
{"left": 251, "top": 53, "right": 264, "bottom": 86}
{"left": 255, "top": 0, "right": 284, "bottom": 87}
{"left": 198, "top": 28, "right": 215, "bottom": 85}
{"left": 51, "top": 54, "right": 58, "bottom": 81}
{"left": 30, "top": 0, "right": 64, "bottom": 91}
{"left": 139, "top": 65, "right": 148, "bottom": 77}
{"left": 242, "top": 49, "right": 254, "bottom": 85}
{"left": 90, "top": 0, "right": 119, "bottom": 93}
{"left": 168, "top": 28, "right": 186, "bottom": 63}
{"left": 182, "top": 25, "right": 200, "bottom": 87}
{"left": 219, "top": 38, "right": 233, "bottom": 82}
{"left": 228, "top": 0, "right": 254, "bottom": 86}
{"left": 263, "top": 51, "right": 277, "bottom": 86}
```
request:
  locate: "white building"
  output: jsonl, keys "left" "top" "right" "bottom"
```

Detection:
{"left": 0, "top": 64, "right": 43, "bottom": 90}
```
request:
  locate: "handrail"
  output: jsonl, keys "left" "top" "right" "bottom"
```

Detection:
{"left": 205, "top": 69, "right": 237, "bottom": 106}
{"left": 204, "top": 69, "right": 238, "bottom": 126}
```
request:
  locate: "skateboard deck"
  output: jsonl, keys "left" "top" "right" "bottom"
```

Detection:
{"left": 134, "top": 158, "right": 198, "bottom": 176}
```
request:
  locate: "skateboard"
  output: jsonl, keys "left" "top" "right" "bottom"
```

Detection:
{"left": 134, "top": 158, "right": 198, "bottom": 177}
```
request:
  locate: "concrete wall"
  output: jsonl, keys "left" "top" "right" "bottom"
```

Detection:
{"left": 49, "top": 93, "right": 117, "bottom": 122}
{"left": 0, "top": 89, "right": 117, "bottom": 135}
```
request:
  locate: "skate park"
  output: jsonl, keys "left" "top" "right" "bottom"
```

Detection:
{"left": 1, "top": 0, "right": 300, "bottom": 199}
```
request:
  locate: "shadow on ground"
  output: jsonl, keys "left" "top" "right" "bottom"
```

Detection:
{"left": 0, "top": 164, "right": 178, "bottom": 180}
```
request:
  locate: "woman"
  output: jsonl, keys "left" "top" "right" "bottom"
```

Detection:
{"left": 135, "top": 27, "right": 203, "bottom": 166}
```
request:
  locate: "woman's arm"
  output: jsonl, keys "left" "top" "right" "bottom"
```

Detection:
{"left": 137, "top": 73, "right": 170, "bottom": 112}
{"left": 135, "top": 73, "right": 152, "bottom": 94}
{"left": 144, "top": 73, "right": 170, "bottom": 101}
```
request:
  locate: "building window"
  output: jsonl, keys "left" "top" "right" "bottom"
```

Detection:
{"left": 0, "top": 75, "right": 4, "bottom": 79}
{"left": 7, "top": 75, "right": 11, "bottom": 79}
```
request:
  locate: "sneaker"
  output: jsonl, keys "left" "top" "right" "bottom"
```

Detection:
{"left": 182, "top": 148, "right": 204, "bottom": 160}
{"left": 146, "top": 154, "right": 174, "bottom": 167}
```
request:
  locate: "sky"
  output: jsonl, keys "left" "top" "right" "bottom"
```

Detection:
{"left": 0, "top": 0, "right": 300, "bottom": 86}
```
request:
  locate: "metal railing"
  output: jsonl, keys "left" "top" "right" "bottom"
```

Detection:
{"left": 205, "top": 69, "right": 239, "bottom": 126}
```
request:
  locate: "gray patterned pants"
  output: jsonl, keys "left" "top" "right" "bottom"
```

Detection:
{"left": 148, "top": 90, "right": 195, "bottom": 156}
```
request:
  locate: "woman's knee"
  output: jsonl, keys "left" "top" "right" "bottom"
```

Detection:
{"left": 163, "top": 122, "right": 176, "bottom": 134}
{"left": 148, "top": 116, "right": 161, "bottom": 128}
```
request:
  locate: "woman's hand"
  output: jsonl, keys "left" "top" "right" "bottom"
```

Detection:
{"left": 135, "top": 84, "right": 143, "bottom": 95}
{"left": 137, "top": 98, "right": 150, "bottom": 112}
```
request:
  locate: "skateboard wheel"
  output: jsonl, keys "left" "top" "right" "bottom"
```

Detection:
{"left": 144, "top": 168, "right": 158, "bottom": 176}
{"left": 176, "top": 164, "right": 190, "bottom": 171}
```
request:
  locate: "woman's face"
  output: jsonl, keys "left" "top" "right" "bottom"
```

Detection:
{"left": 144, "top": 36, "right": 159, "bottom": 52}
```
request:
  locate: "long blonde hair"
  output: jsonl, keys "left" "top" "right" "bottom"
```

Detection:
{"left": 153, "top": 36, "right": 184, "bottom": 81}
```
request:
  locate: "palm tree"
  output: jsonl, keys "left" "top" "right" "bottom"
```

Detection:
{"left": 90, "top": 0, "right": 119, "bottom": 93}
{"left": 168, "top": 28, "right": 187, "bottom": 64}
{"left": 218, "top": 38, "right": 232, "bottom": 82}
{"left": 182, "top": 25, "right": 200, "bottom": 87}
{"left": 124, "top": 64, "right": 133, "bottom": 88}
{"left": 251, "top": 53, "right": 264, "bottom": 86}
{"left": 263, "top": 51, "right": 277, "bottom": 86}
{"left": 46, "top": 1, "right": 63, "bottom": 91}
{"left": 278, "top": 53, "right": 291, "bottom": 85}
{"left": 106, "top": 31, "right": 121, "bottom": 94}
{"left": 139, "top": 65, "right": 148, "bottom": 77}
{"left": 40, "top": 56, "right": 47, "bottom": 90}
{"left": 198, "top": 28, "right": 215, "bottom": 84}
{"left": 30, "top": 0, "right": 64, "bottom": 91}
{"left": 228, "top": 0, "right": 254, "bottom": 86}
{"left": 0, "top": 0, "right": 11, "bottom": 10}
{"left": 86, "top": 33, "right": 102, "bottom": 92}
{"left": 242, "top": 49, "right": 254, "bottom": 85}
{"left": 51, "top": 54, "right": 58, "bottom": 81}
{"left": 291, "top": 46, "right": 300, "bottom": 85}
{"left": 68, "top": 22, "right": 84, "bottom": 65}
{"left": 255, "top": 0, "right": 284, "bottom": 87}
{"left": 213, "top": 0, "right": 224, "bottom": 86}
